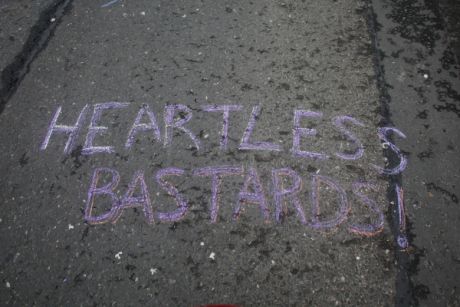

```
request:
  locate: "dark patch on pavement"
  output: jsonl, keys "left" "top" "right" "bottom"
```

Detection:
{"left": 0, "top": 0, "right": 73, "bottom": 114}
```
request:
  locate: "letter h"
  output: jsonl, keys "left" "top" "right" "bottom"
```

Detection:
{"left": 40, "top": 105, "right": 89, "bottom": 154}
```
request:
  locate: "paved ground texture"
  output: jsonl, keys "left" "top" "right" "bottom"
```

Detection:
{"left": 0, "top": 0, "right": 459, "bottom": 306}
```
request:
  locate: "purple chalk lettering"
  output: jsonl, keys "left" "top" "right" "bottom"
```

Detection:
{"left": 371, "top": 127, "right": 407, "bottom": 175}
{"left": 85, "top": 167, "right": 120, "bottom": 225}
{"left": 397, "top": 234, "right": 409, "bottom": 249}
{"left": 234, "top": 167, "right": 270, "bottom": 222}
{"left": 125, "top": 104, "right": 161, "bottom": 149}
{"left": 113, "top": 170, "right": 154, "bottom": 224}
{"left": 396, "top": 184, "right": 406, "bottom": 233}
{"left": 83, "top": 102, "right": 129, "bottom": 155}
{"left": 40, "top": 105, "right": 89, "bottom": 154}
{"left": 272, "top": 168, "right": 306, "bottom": 224}
{"left": 332, "top": 115, "right": 365, "bottom": 160}
{"left": 193, "top": 166, "right": 243, "bottom": 223}
{"left": 291, "top": 110, "right": 328, "bottom": 159}
{"left": 202, "top": 104, "right": 243, "bottom": 150}
{"left": 156, "top": 168, "right": 189, "bottom": 222}
{"left": 239, "top": 105, "right": 281, "bottom": 152}
{"left": 163, "top": 104, "right": 200, "bottom": 150}
{"left": 348, "top": 182, "right": 384, "bottom": 237}
{"left": 310, "top": 175, "right": 349, "bottom": 229}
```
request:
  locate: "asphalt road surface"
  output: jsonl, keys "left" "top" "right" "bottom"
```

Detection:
{"left": 0, "top": 0, "right": 459, "bottom": 306}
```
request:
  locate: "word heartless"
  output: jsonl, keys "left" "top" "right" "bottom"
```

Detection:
{"left": 41, "top": 102, "right": 407, "bottom": 175}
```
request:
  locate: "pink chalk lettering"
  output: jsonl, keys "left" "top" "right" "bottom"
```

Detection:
{"left": 291, "top": 110, "right": 328, "bottom": 159}
{"left": 395, "top": 184, "right": 408, "bottom": 249}
{"left": 239, "top": 105, "right": 281, "bottom": 152}
{"left": 234, "top": 167, "right": 270, "bottom": 222}
{"left": 163, "top": 104, "right": 201, "bottom": 150}
{"left": 156, "top": 168, "right": 189, "bottom": 222}
{"left": 332, "top": 115, "right": 365, "bottom": 160}
{"left": 83, "top": 102, "right": 129, "bottom": 155}
{"left": 125, "top": 104, "right": 161, "bottom": 149}
{"left": 348, "top": 182, "right": 384, "bottom": 237}
{"left": 371, "top": 127, "right": 407, "bottom": 175}
{"left": 112, "top": 170, "right": 154, "bottom": 224}
{"left": 202, "top": 104, "right": 243, "bottom": 150}
{"left": 40, "top": 105, "right": 89, "bottom": 154}
{"left": 395, "top": 184, "right": 406, "bottom": 231}
{"left": 311, "top": 175, "right": 349, "bottom": 229}
{"left": 85, "top": 167, "right": 120, "bottom": 225}
{"left": 193, "top": 166, "right": 243, "bottom": 223}
{"left": 272, "top": 168, "right": 307, "bottom": 224}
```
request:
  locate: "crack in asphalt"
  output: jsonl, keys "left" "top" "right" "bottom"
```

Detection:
{"left": 365, "top": 1, "right": 415, "bottom": 306}
{"left": 0, "top": 0, "right": 74, "bottom": 115}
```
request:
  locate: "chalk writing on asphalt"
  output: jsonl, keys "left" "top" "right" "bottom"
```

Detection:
{"left": 40, "top": 102, "right": 409, "bottom": 247}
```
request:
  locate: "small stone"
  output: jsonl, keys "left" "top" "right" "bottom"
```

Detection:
{"left": 6, "top": 281, "right": 10, "bottom": 288}
{"left": 68, "top": 224, "right": 74, "bottom": 230}
{"left": 115, "top": 251, "right": 122, "bottom": 260}
{"left": 209, "top": 252, "right": 216, "bottom": 260}
{"left": 200, "top": 242, "right": 205, "bottom": 246}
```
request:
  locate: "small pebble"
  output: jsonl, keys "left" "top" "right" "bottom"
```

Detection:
{"left": 209, "top": 252, "right": 216, "bottom": 260}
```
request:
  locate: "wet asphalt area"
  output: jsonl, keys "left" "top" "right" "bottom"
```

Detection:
{"left": 0, "top": 0, "right": 459, "bottom": 306}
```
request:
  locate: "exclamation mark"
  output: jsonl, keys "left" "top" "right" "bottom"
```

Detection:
{"left": 395, "top": 184, "right": 409, "bottom": 249}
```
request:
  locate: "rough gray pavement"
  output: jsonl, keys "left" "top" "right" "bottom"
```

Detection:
{"left": 0, "top": 0, "right": 458, "bottom": 306}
